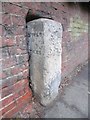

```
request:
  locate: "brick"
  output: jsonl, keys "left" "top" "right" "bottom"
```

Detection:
{"left": 23, "top": 2, "right": 32, "bottom": 8}
{"left": 23, "top": 54, "right": 28, "bottom": 61}
{"left": 51, "top": 2, "right": 67, "bottom": 11}
{"left": 16, "top": 55, "right": 25, "bottom": 64}
{"left": 1, "top": 100, "right": 16, "bottom": 116}
{"left": 2, "top": 68, "right": 11, "bottom": 79}
{"left": 1, "top": 79, "right": 30, "bottom": 104}
{"left": 11, "top": 66, "right": 19, "bottom": 75}
{"left": 24, "top": 84, "right": 31, "bottom": 93}
{"left": 22, "top": 69, "right": 29, "bottom": 78}
{"left": 2, "top": 2, "right": 28, "bottom": 17}
{"left": 10, "top": 63, "right": 28, "bottom": 76}
{"left": 16, "top": 36, "right": 27, "bottom": 50}
{"left": 0, "top": 25, "right": 2, "bottom": 36}
{"left": 2, "top": 56, "right": 17, "bottom": 69}
{"left": 0, "top": 2, "right": 2, "bottom": 12}
{"left": 3, "top": 102, "right": 24, "bottom": 118}
{"left": 0, "top": 12, "right": 2, "bottom": 25}
{"left": 1, "top": 77, "right": 14, "bottom": 89}
{"left": 2, "top": 52, "right": 28, "bottom": 69}
{"left": 8, "top": 46, "right": 17, "bottom": 56}
{"left": 2, "top": 88, "right": 31, "bottom": 115}
{"left": 2, "top": 3, "right": 22, "bottom": 15}
{"left": 2, "top": 46, "right": 27, "bottom": 58}
{"left": 2, "top": 24, "right": 14, "bottom": 37}
{"left": 1, "top": 67, "right": 29, "bottom": 87}
{"left": 1, "top": 86, "right": 13, "bottom": 99}
{"left": 1, "top": 94, "right": 15, "bottom": 109}
{"left": 16, "top": 90, "right": 32, "bottom": 105}
{"left": 15, "top": 35, "right": 24, "bottom": 45}
{"left": 13, "top": 26, "right": 25, "bottom": 35}
{"left": 0, "top": 36, "right": 2, "bottom": 45}
{"left": 16, "top": 54, "right": 28, "bottom": 64}
{"left": 11, "top": 15, "right": 25, "bottom": 26}
{"left": 40, "top": 2, "right": 52, "bottom": 11}
{"left": 12, "top": 2, "right": 24, "bottom": 7}
{"left": 2, "top": 36, "right": 16, "bottom": 47}
{"left": 16, "top": 71, "right": 27, "bottom": 80}
{"left": 14, "top": 79, "right": 28, "bottom": 92}
{"left": 23, "top": 2, "right": 36, "bottom": 9}
{"left": 1, "top": 76, "right": 16, "bottom": 90}
{"left": 0, "top": 73, "right": 2, "bottom": 80}
{"left": 2, "top": 13, "right": 11, "bottom": 25}
{"left": 1, "top": 83, "right": 29, "bottom": 108}
{"left": 1, "top": 47, "right": 9, "bottom": 58}
{"left": 16, "top": 47, "right": 27, "bottom": 55}
{"left": 0, "top": 47, "right": 2, "bottom": 59}
{"left": 3, "top": 90, "right": 32, "bottom": 118}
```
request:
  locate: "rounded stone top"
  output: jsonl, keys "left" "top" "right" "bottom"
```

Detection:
{"left": 27, "top": 18, "right": 62, "bottom": 26}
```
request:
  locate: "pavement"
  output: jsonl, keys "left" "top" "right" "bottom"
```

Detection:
{"left": 15, "top": 63, "right": 88, "bottom": 118}
{"left": 44, "top": 63, "right": 88, "bottom": 118}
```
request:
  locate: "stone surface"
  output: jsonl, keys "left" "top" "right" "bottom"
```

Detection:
{"left": 27, "top": 18, "right": 62, "bottom": 106}
{"left": 44, "top": 64, "right": 88, "bottom": 118}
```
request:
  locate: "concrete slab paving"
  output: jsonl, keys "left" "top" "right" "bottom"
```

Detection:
{"left": 44, "top": 64, "right": 88, "bottom": 118}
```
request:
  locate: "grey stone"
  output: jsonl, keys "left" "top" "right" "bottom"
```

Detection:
{"left": 44, "top": 64, "right": 88, "bottom": 118}
{"left": 45, "top": 101, "right": 85, "bottom": 118}
{"left": 27, "top": 18, "right": 62, "bottom": 106}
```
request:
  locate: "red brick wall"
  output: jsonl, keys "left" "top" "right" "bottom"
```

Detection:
{"left": 1, "top": 2, "right": 32, "bottom": 118}
{"left": 0, "top": 2, "right": 88, "bottom": 118}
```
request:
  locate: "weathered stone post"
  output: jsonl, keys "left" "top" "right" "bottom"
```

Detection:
{"left": 27, "top": 18, "right": 62, "bottom": 106}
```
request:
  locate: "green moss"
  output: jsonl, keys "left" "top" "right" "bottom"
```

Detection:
{"left": 68, "top": 15, "right": 88, "bottom": 41}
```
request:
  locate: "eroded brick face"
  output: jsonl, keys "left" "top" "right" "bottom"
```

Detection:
{"left": 0, "top": 2, "right": 88, "bottom": 118}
